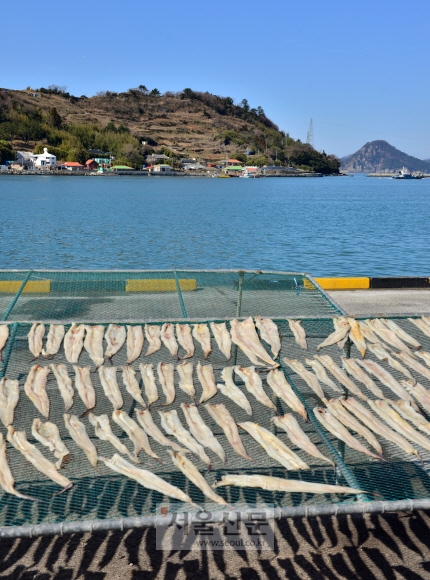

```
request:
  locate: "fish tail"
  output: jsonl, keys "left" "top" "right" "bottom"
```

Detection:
{"left": 54, "top": 482, "right": 73, "bottom": 496}
{"left": 16, "top": 491, "right": 38, "bottom": 501}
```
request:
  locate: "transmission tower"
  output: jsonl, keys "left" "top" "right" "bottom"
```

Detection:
{"left": 306, "top": 118, "right": 314, "bottom": 147}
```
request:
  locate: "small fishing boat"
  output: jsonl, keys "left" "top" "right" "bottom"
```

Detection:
{"left": 392, "top": 167, "right": 422, "bottom": 180}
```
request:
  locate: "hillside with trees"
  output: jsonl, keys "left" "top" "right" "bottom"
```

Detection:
{"left": 341, "top": 140, "right": 430, "bottom": 173}
{"left": 0, "top": 85, "right": 340, "bottom": 173}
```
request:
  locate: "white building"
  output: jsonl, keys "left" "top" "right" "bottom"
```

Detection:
{"left": 32, "top": 148, "right": 56, "bottom": 168}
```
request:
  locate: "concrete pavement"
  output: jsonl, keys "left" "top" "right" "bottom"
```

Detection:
{"left": 328, "top": 289, "right": 430, "bottom": 316}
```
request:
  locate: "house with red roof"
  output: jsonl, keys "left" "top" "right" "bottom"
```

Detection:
{"left": 85, "top": 159, "right": 99, "bottom": 170}
{"left": 62, "top": 162, "right": 85, "bottom": 171}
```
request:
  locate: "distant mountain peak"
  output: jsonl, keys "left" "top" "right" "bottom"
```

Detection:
{"left": 341, "top": 140, "right": 430, "bottom": 173}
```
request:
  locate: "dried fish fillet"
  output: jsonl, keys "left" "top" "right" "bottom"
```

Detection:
{"left": 177, "top": 361, "right": 195, "bottom": 399}
{"left": 122, "top": 366, "right": 146, "bottom": 408}
{"left": 238, "top": 317, "right": 277, "bottom": 366}
{"left": 389, "top": 400, "right": 430, "bottom": 437}
{"left": 105, "top": 324, "right": 126, "bottom": 360}
{"left": 176, "top": 324, "right": 195, "bottom": 359}
{"left": 393, "top": 350, "right": 430, "bottom": 382}
{"left": 144, "top": 325, "right": 162, "bottom": 356}
{"left": 204, "top": 403, "right": 253, "bottom": 460}
{"left": 88, "top": 413, "right": 137, "bottom": 463}
{"left": 196, "top": 361, "right": 217, "bottom": 404}
{"left": 266, "top": 369, "right": 308, "bottom": 421}
{"left": 24, "top": 364, "right": 50, "bottom": 418}
{"left": 402, "top": 379, "right": 430, "bottom": 415}
{"left": 238, "top": 422, "right": 309, "bottom": 470}
{"left": 235, "top": 366, "right": 276, "bottom": 410}
{"left": 219, "top": 366, "right": 252, "bottom": 415}
{"left": 112, "top": 409, "right": 161, "bottom": 462}
{"left": 161, "top": 323, "right": 179, "bottom": 358}
{"left": 32, "top": 418, "right": 69, "bottom": 469}
{"left": 357, "top": 359, "right": 415, "bottom": 403}
{"left": 383, "top": 320, "right": 421, "bottom": 349}
{"left": 0, "top": 377, "right": 19, "bottom": 427}
{"left": 159, "top": 409, "right": 211, "bottom": 468}
{"left": 100, "top": 454, "right": 198, "bottom": 507}
{"left": 306, "top": 358, "right": 342, "bottom": 393}
{"left": 139, "top": 363, "right": 159, "bottom": 406}
{"left": 169, "top": 451, "right": 227, "bottom": 505}
{"left": 0, "top": 324, "right": 9, "bottom": 359}
{"left": 0, "top": 433, "right": 36, "bottom": 500}
{"left": 28, "top": 323, "right": 45, "bottom": 359}
{"left": 192, "top": 324, "right": 211, "bottom": 359}
{"left": 283, "top": 358, "right": 326, "bottom": 402}
{"left": 157, "top": 362, "right": 175, "bottom": 405}
{"left": 181, "top": 403, "right": 226, "bottom": 463}
{"left": 98, "top": 366, "right": 123, "bottom": 410}
{"left": 334, "top": 317, "right": 350, "bottom": 349}
{"left": 315, "top": 355, "right": 366, "bottom": 400}
{"left": 347, "top": 318, "right": 366, "bottom": 357}
{"left": 287, "top": 319, "right": 308, "bottom": 350}
{"left": 272, "top": 414, "right": 334, "bottom": 466}
{"left": 64, "top": 413, "right": 98, "bottom": 469}
{"left": 126, "top": 325, "right": 144, "bottom": 364}
{"left": 230, "top": 319, "right": 261, "bottom": 366}
{"left": 317, "top": 320, "right": 350, "bottom": 351}
{"left": 50, "top": 364, "right": 74, "bottom": 411}
{"left": 367, "top": 343, "right": 414, "bottom": 380}
{"left": 42, "top": 324, "right": 65, "bottom": 358}
{"left": 209, "top": 322, "right": 232, "bottom": 360}
{"left": 340, "top": 357, "right": 384, "bottom": 399}
{"left": 255, "top": 316, "right": 281, "bottom": 357}
{"left": 135, "top": 408, "right": 186, "bottom": 452}
{"left": 64, "top": 323, "right": 85, "bottom": 364}
{"left": 368, "top": 319, "right": 412, "bottom": 353}
{"left": 407, "top": 318, "right": 430, "bottom": 339}
{"left": 73, "top": 366, "right": 96, "bottom": 410}
{"left": 213, "top": 474, "right": 364, "bottom": 495}
{"left": 83, "top": 325, "right": 105, "bottom": 369}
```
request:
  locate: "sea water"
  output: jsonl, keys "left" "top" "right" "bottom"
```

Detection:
{"left": 1, "top": 173, "right": 429, "bottom": 275}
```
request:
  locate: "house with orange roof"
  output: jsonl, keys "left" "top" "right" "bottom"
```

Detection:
{"left": 62, "top": 162, "right": 85, "bottom": 171}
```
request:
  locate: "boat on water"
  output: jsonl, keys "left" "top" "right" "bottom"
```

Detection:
{"left": 218, "top": 173, "right": 230, "bottom": 178}
{"left": 392, "top": 167, "right": 423, "bottom": 180}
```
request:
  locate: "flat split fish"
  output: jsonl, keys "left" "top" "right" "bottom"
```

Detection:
{"left": 416, "top": 351, "right": 430, "bottom": 368}
{"left": 272, "top": 414, "right": 334, "bottom": 466}
{"left": 326, "top": 398, "right": 384, "bottom": 457}
{"left": 255, "top": 316, "right": 281, "bottom": 357}
{"left": 341, "top": 397, "right": 420, "bottom": 459}
{"left": 334, "top": 317, "right": 351, "bottom": 349}
{"left": 346, "top": 318, "right": 366, "bottom": 357}
{"left": 112, "top": 409, "right": 161, "bottom": 462}
{"left": 144, "top": 325, "right": 162, "bottom": 356}
{"left": 64, "top": 413, "right": 99, "bottom": 469}
{"left": 368, "top": 399, "right": 430, "bottom": 454}
{"left": 50, "top": 364, "right": 74, "bottom": 411}
{"left": 24, "top": 364, "right": 50, "bottom": 418}
{"left": 122, "top": 366, "right": 146, "bottom": 408}
{"left": 266, "top": 369, "right": 308, "bottom": 421}
{"left": 368, "top": 319, "right": 412, "bottom": 353}
{"left": 159, "top": 409, "right": 211, "bottom": 468}
{"left": 0, "top": 433, "right": 36, "bottom": 501}
{"left": 175, "top": 324, "right": 195, "bottom": 359}
{"left": 177, "top": 361, "right": 195, "bottom": 399}
{"left": 73, "top": 366, "right": 96, "bottom": 410}
{"left": 100, "top": 454, "right": 199, "bottom": 508}
{"left": 230, "top": 319, "right": 262, "bottom": 366}
{"left": 287, "top": 319, "right": 308, "bottom": 350}
{"left": 389, "top": 400, "right": 430, "bottom": 437}
{"left": 0, "top": 377, "right": 19, "bottom": 427}
{"left": 218, "top": 366, "right": 253, "bottom": 415}
{"left": 358, "top": 320, "right": 383, "bottom": 345}
{"left": 32, "top": 418, "right": 70, "bottom": 469}
{"left": 235, "top": 366, "right": 276, "bottom": 410}
{"left": 98, "top": 366, "right": 123, "bottom": 410}
{"left": 407, "top": 318, "right": 430, "bottom": 339}
{"left": 42, "top": 324, "right": 65, "bottom": 358}
{"left": 394, "top": 350, "right": 430, "bottom": 382}
{"left": 204, "top": 403, "right": 253, "bottom": 460}
{"left": 135, "top": 408, "right": 186, "bottom": 452}
{"left": 126, "top": 325, "right": 144, "bottom": 364}
{"left": 213, "top": 474, "right": 364, "bottom": 495}
{"left": 382, "top": 320, "right": 422, "bottom": 349}
{"left": 313, "top": 407, "right": 382, "bottom": 460}
{"left": 169, "top": 451, "right": 228, "bottom": 505}
{"left": 139, "top": 363, "right": 159, "bottom": 406}
{"left": 209, "top": 322, "right": 232, "bottom": 360}
{"left": 402, "top": 379, "right": 430, "bottom": 415}
{"left": 306, "top": 358, "right": 342, "bottom": 393}
{"left": 357, "top": 359, "right": 415, "bottom": 403}
{"left": 367, "top": 343, "right": 414, "bottom": 380}
{"left": 315, "top": 355, "right": 366, "bottom": 400}
{"left": 88, "top": 413, "right": 138, "bottom": 463}
{"left": 28, "top": 323, "right": 45, "bottom": 359}
{"left": 238, "top": 421, "right": 309, "bottom": 470}
{"left": 157, "top": 362, "right": 176, "bottom": 405}
{"left": 83, "top": 325, "right": 105, "bottom": 369}
{"left": 283, "top": 358, "right": 326, "bottom": 402}
{"left": 0, "top": 324, "right": 9, "bottom": 359}
{"left": 340, "top": 357, "right": 384, "bottom": 399}
{"left": 192, "top": 324, "right": 212, "bottom": 359}
{"left": 317, "top": 320, "right": 350, "bottom": 351}
{"left": 64, "top": 323, "right": 85, "bottom": 364}
{"left": 181, "top": 403, "right": 226, "bottom": 463}
{"left": 196, "top": 361, "right": 217, "bottom": 403}
{"left": 7, "top": 426, "right": 72, "bottom": 492}
{"left": 160, "top": 323, "right": 179, "bottom": 358}
{"left": 105, "top": 324, "right": 126, "bottom": 361}
{"left": 237, "top": 317, "right": 277, "bottom": 367}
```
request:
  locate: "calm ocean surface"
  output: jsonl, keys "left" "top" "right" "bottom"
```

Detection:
{"left": 1, "top": 174, "right": 429, "bottom": 276}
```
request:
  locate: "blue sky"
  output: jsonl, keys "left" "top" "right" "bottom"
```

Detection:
{"left": 3, "top": 0, "right": 429, "bottom": 158}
